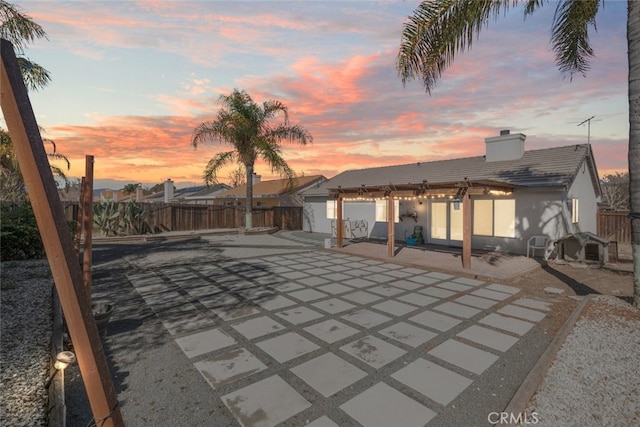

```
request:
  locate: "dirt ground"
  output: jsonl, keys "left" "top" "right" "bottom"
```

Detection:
{"left": 512, "top": 243, "right": 634, "bottom": 299}
{"left": 502, "top": 243, "right": 635, "bottom": 339}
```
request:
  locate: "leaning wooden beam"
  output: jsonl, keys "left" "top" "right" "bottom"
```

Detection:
{"left": 1, "top": 39, "right": 124, "bottom": 427}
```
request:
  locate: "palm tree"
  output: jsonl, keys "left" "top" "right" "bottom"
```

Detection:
{"left": 192, "top": 89, "right": 312, "bottom": 229}
{"left": 397, "top": 0, "right": 639, "bottom": 307}
{"left": 1, "top": 128, "right": 71, "bottom": 202}
{"left": 0, "top": 0, "right": 51, "bottom": 91}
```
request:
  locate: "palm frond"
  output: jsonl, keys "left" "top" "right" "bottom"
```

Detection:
{"left": 262, "top": 100, "right": 289, "bottom": 123}
{"left": 397, "top": 0, "right": 513, "bottom": 94}
{"left": 203, "top": 151, "right": 236, "bottom": 185}
{"left": 551, "top": 0, "right": 599, "bottom": 79}
{"left": 47, "top": 152, "right": 71, "bottom": 170}
{"left": 268, "top": 124, "right": 313, "bottom": 145}
{"left": 49, "top": 164, "right": 68, "bottom": 184}
{"left": 16, "top": 58, "right": 51, "bottom": 91}
{"left": 524, "top": 0, "right": 548, "bottom": 16}
{"left": 0, "top": 1, "right": 47, "bottom": 50}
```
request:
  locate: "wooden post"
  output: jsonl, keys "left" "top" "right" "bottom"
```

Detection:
{"left": 82, "top": 156, "right": 94, "bottom": 299}
{"left": 336, "top": 195, "right": 344, "bottom": 248}
{"left": 462, "top": 193, "right": 471, "bottom": 269}
{"left": 76, "top": 176, "right": 85, "bottom": 252}
{"left": 387, "top": 196, "right": 395, "bottom": 257}
{"left": 1, "top": 39, "right": 123, "bottom": 427}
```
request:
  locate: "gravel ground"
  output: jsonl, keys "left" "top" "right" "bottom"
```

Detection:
{"left": 1, "top": 260, "right": 53, "bottom": 427}
{"left": 525, "top": 295, "right": 640, "bottom": 426}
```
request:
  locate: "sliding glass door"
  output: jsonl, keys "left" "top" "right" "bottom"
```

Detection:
{"left": 429, "top": 200, "right": 463, "bottom": 246}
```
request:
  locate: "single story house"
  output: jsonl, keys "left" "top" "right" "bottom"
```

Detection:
{"left": 301, "top": 131, "right": 601, "bottom": 260}
{"left": 216, "top": 174, "right": 327, "bottom": 208}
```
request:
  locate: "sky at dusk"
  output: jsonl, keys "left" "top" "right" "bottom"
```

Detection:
{"left": 4, "top": 0, "right": 629, "bottom": 190}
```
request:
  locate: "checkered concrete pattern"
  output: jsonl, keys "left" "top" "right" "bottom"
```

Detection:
{"left": 127, "top": 251, "right": 551, "bottom": 427}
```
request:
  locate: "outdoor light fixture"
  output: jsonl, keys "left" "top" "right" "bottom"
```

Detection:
{"left": 54, "top": 351, "right": 76, "bottom": 370}
{"left": 46, "top": 351, "right": 76, "bottom": 387}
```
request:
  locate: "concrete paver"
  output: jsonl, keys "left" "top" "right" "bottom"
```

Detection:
{"left": 457, "top": 325, "right": 519, "bottom": 352}
{"left": 340, "top": 335, "right": 406, "bottom": 369}
{"left": 340, "top": 382, "right": 437, "bottom": 427}
{"left": 378, "top": 322, "right": 437, "bottom": 348}
{"left": 255, "top": 332, "right": 320, "bottom": 363}
{"left": 221, "top": 375, "right": 311, "bottom": 427}
{"left": 409, "top": 309, "right": 462, "bottom": 332}
{"left": 391, "top": 359, "right": 473, "bottom": 405}
{"left": 231, "top": 316, "right": 286, "bottom": 340}
{"left": 290, "top": 352, "right": 367, "bottom": 397}
{"left": 195, "top": 348, "right": 267, "bottom": 389}
{"left": 429, "top": 339, "right": 500, "bottom": 375}
{"left": 497, "top": 304, "right": 547, "bottom": 322}
{"left": 480, "top": 313, "right": 536, "bottom": 335}
{"left": 303, "top": 319, "right": 360, "bottom": 343}
{"left": 175, "top": 328, "right": 236, "bottom": 358}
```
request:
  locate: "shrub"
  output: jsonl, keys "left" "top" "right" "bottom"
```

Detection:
{"left": 1, "top": 202, "right": 45, "bottom": 261}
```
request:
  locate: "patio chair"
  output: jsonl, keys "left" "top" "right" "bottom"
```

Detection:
{"left": 527, "top": 235, "right": 548, "bottom": 259}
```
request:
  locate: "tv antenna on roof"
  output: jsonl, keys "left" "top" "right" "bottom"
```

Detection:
{"left": 576, "top": 115, "right": 601, "bottom": 143}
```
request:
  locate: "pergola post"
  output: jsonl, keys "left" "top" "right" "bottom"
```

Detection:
{"left": 387, "top": 195, "right": 395, "bottom": 257}
{"left": 462, "top": 193, "right": 471, "bottom": 269}
{"left": 336, "top": 194, "right": 344, "bottom": 248}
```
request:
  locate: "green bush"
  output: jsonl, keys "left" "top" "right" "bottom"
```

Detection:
{"left": 1, "top": 202, "right": 45, "bottom": 261}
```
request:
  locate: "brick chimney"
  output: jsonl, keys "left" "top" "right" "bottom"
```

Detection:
{"left": 485, "top": 130, "right": 526, "bottom": 162}
{"left": 252, "top": 173, "right": 261, "bottom": 185}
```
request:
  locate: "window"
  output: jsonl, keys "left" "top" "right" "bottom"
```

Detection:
{"left": 494, "top": 199, "right": 515, "bottom": 237}
{"left": 473, "top": 199, "right": 515, "bottom": 238}
{"left": 473, "top": 200, "right": 493, "bottom": 236}
{"left": 571, "top": 198, "right": 579, "bottom": 223}
{"left": 375, "top": 199, "right": 400, "bottom": 222}
{"left": 326, "top": 200, "right": 337, "bottom": 220}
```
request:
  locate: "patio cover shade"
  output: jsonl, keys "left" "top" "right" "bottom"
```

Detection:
{"left": 328, "top": 179, "right": 516, "bottom": 198}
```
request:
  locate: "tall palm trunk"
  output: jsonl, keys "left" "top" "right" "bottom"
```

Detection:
{"left": 628, "top": 0, "right": 640, "bottom": 308}
{"left": 245, "top": 163, "right": 254, "bottom": 229}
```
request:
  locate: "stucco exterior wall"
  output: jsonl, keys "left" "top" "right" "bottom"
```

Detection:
{"left": 566, "top": 158, "right": 599, "bottom": 234}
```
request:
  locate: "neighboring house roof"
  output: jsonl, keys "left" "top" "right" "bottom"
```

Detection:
{"left": 183, "top": 184, "right": 231, "bottom": 201}
{"left": 218, "top": 175, "right": 326, "bottom": 199}
{"left": 302, "top": 144, "right": 600, "bottom": 197}
{"left": 142, "top": 183, "right": 230, "bottom": 202}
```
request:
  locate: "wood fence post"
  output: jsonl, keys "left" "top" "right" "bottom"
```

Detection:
{"left": 82, "top": 155, "right": 94, "bottom": 299}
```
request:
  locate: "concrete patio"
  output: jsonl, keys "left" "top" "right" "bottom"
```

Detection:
{"left": 78, "top": 232, "right": 561, "bottom": 427}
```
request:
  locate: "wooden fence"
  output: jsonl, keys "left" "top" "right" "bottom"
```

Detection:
{"left": 62, "top": 202, "right": 303, "bottom": 234}
{"left": 597, "top": 211, "right": 630, "bottom": 244}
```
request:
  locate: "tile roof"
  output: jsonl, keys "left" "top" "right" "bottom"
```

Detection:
{"left": 219, "top": 175, "right": 326, "bottom": 198}
{"left": 302, "top": 144, "right": 598, "bottom": 196}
